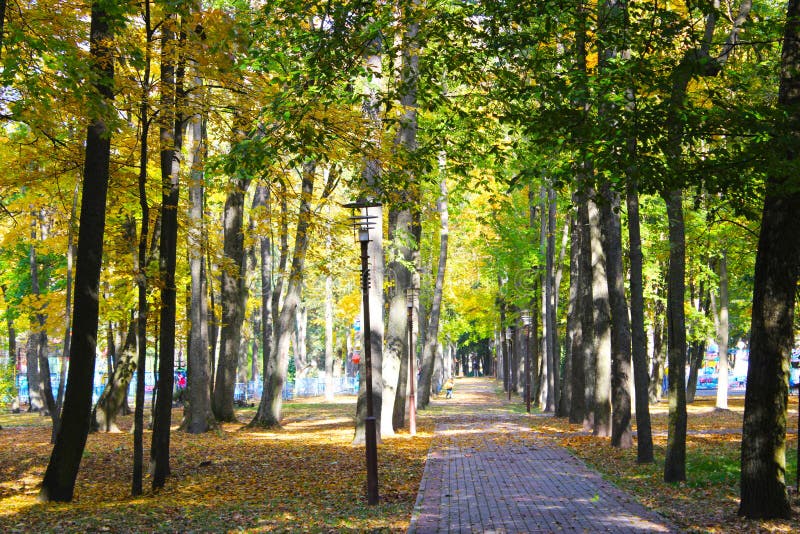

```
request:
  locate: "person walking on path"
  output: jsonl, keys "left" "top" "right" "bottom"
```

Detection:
{"left": 408, "top": 377, "right": 678, "bottom": 533}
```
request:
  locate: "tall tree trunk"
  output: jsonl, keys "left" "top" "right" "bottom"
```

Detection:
{"left": 649, "top": 294, "right": 667, "bottom": 403}
{"left": 626, "top": 183, "right": 654, "bottom": 462}
{"left": 578, "top": 199, "right": 595, "bottom": 429}
{"left": 384, "top": 208, "right": 412, "bottom": 434}
{"left": 538, "top": 188, "right": 549, "bottom": 408}
{"left": 588, "top": 193, "right": 611, "bottom": 437}
{"left": 712, "top": 251, "right": 730, "bottom": 410}
{"left": 418, "top": 172, "right": 448, "bottom": 409}
{"left": 251, "top": 182, "right": 274, "bottom": 417}
{"left": 151, "top": 9, "right": 185, "bottom": 490}
{"left": 29, "top": 237, "right": 55, "bottom": 418}
{"left": 554, "top": 213, "right": 570, "bottom": 418}
{"left": 92, "top": 319, "right": 136, "bottom": 432}
{"left": 324, "top": 264, "right": 335, "bottom": 402}
{"left": 600, "top": 184, "right": 633, "bottom": 449}
{"left": 183, "top": 80, "right": 214, "bottom": 433}
{"left": 567, "top": 204, "right": 584, "bottom": 424}
{"left": 53, "top": 179, "right": 80, "bottom": 441}
{"left": 387, "top": 0, "right": 419, "bottom": 432}
{"left": 250, "top": 163, "right": 317, "bottom": 428}
{"left": 662, "top": 189, "right": 687, "bottom": 483}
{"left": 132, "top": 0, "right": 153, "bottom": 496}
{"left": 738, "top": 0, "right": 800, "bottom": 518}
{"left": 658, "top": 0, "right": 752, "bottom": 482}
{"left": 38, "top": 1, "right": 116, "bottom": 501}
{"left": 212, "top": 169, "right": 252, "bottom": 421}
{"left": 1, "top": 285, "right": 18, "bottom": 410}
{"left": 547, "top": 187, "right": 559, "bottom": 412}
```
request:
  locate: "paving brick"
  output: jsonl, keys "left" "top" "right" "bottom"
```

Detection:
{"left": 408, "top": 379, "right": 679, "bottom": 534}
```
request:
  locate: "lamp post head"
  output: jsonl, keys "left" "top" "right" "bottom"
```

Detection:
{"left": 344, "top": 200, "right": 382, "bottom": 244}
{"left": 406, "top": 287, "right": 418, "bottom": 309}
{"left": 520, "top": 309, "right": 531, "bottom": 327}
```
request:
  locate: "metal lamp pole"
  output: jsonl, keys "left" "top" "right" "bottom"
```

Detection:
{"left": 346, "top": 202, "right": 380, "bottom": 506}
{"left": 506, "top": 327, "right": 513, "bottom": 401}
{"left": 406, "top": 287, "right": 418, "bottom": 436}
{"left": 521, "top": 310, "right": 532, "bottom": 413}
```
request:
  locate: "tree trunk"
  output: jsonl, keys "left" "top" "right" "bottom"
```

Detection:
{"left": 567, "top": 204, "right": 585, "bottom": 424}
{"left": 578, "top": 199, "right": 595, "bottom": 430}
{"left": 662, "top": 189, "right": 687, "bottom": 483}
{"left": 418, "top": 173, "right": 448, "bottom": 410}
{"left": 546, "top": 187, "right": 559, "bottom": 412}
{"left": 554, "top": 213, "right": 570, "bottom": 418}
{"left": 538, "top": 187, "right": 550, "bottom": 409}
{"left": 183, "top": 87, "right": 214, "bottom": 433}
{"left": 649, "top": 294, "right": 667, "bottom": 403}
{"left": 38, "top": 1, "right": 115, "bottom": 502}
{"left": 251, "top": 182, "right": 275, "bottom": 416}
{"left": 250, "top": 163, "right": 317, "bottom": 428}
{"left": 92, "top": 320, "right": 136, "bottom": 432}
{"left": 52, "top": 179, "right": 80, "bottom": 441}
{"left": 385, "top": 208, "right": 412, "bottom": 434}
{"left": 212, "top": 171, "right": 251, "bottom": 421}
{"left": 151, "top": 11, "right": 184, "bottom": 489}
{"left": 600, "top": 184, "right": 633, "bottom": 449}
{"left": 588, "top": 194, "right": 611, "bottom": 437}
{"left": 626, "top": 183, "right": 654, "bottom": 462}
{"left": 28, "top": 238, "right": 55, "bottom": 418}
{"left": 132, "top": 0, "right": 153, "bottom": 496}
{"left": 711, "top": 251, "right": 730, "bottom": 410}
{"left": 324, "top": 265, "right": 335, "bottom": 402}
{"left": 738, "top": 0, "right": 800, "bottom": 517}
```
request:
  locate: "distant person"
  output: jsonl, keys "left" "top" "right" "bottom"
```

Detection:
{"left": 444, "top": 377, "right": 454, "bottom": 399}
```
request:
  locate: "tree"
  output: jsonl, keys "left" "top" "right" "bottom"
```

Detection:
{"left": 212, "top": 164, "right": 251, "bottom": 422}
{"left": 38, "top": 0, "right": 119, "bottom": 502}
{"left": 252, "top": 164, "right": 309, "bottom": 428}
{"left": 151, "top": 4, "right": 184, "bottom": 490}
{"left": 418, "top": 170, "right": 449, "bottom": 409}
{"left": 738, "top": 0, "right": 800, "bottom": 518}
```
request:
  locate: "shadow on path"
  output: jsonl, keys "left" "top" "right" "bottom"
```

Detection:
{"left": 409, "top": 377, "right": 679, "bottom": 533}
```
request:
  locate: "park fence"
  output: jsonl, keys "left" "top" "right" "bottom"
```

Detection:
{"left": 9, "top": 373, "right": 359, "bottom": 408}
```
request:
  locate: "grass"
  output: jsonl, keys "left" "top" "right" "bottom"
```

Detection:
{"left": 554, "top": 394, "right": 800, "bottom": 533}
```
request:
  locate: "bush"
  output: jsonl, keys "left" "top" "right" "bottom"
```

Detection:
{"left": 0, "top": 362, "right": 15, "bottom": 409}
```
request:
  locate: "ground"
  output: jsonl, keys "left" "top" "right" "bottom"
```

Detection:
{"left": 0, "top": 381, "right": 798, "bottom": 532}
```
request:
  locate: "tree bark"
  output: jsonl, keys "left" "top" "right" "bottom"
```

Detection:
{"left": 418, "top": 173, "right": 448, "bottom": 410}
{"left": 711, "top": 251, "right": 730, "bottom": 410}
{"left": 588, "top": 194, "right": 611, "bottom": 437}
{"left": 212, "top": 169, "right": 251, "bottom": 421}
{"left": 738, "top": 0, "right": 800, "bottom": 518}
{"left": 626, "top": 183, "right": 654, "bottom": 462}
{"left": 662, "top": 189, "right": 687, "bottom": 483}
{"left": 183, "top": 82, "right": 214, "bottom": 433}
{"left": 92, "top": 319, "right": 136, "bottom": 432}
{"left": 567, "top": 204, "right": 585, "bottom": 424}
{"left": 38, "top": 0, "right": 115, "bottom": 501}
{"left": 250, "top": 163, "right": 317, "bottom": 428}
{"left": 251, "top": 182, "right": 275, "bottom": 414}
{"left": 151, "top": 9, "right": 185, "bottom": 489}
{"left": 600, "top": 184, "right": 633, "bottom": 449}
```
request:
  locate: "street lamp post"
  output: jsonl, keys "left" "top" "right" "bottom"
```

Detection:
{"left": 506, "top": 327, "right": 513, "bottom": 401}
{"left": 406, "top": 287, "right": 418, "bottom": 436}
{"left": 345, "top": 201, "right": 381, "bottom": 506}
{"left": 520, "top": 310, "right": 532, "bottom": 413}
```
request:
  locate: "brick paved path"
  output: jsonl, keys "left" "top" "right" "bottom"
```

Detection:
{"left": 408, "top": 378, "right": 679, "bottom": 533}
